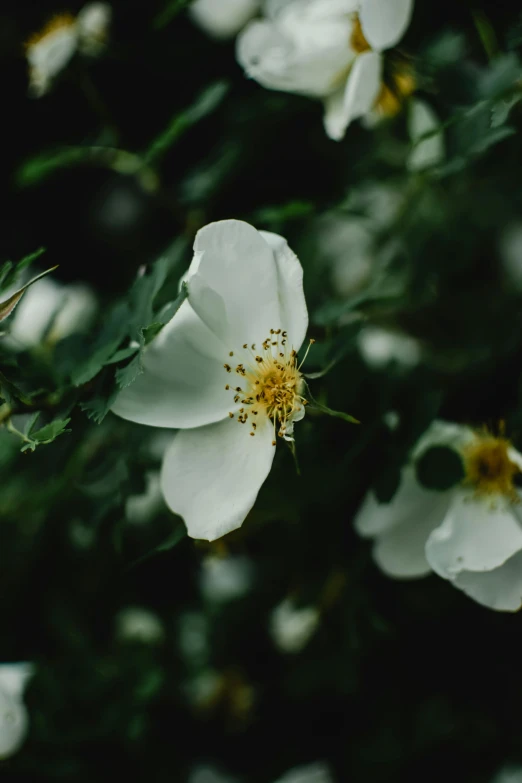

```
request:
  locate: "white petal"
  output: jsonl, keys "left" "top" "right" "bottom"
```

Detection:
{"left": 411, "top": 419, "right": 475, "bottom": 459}
{"left": 270, "top": 598, "right": 320, "bottom": 653}
{"left": 373, "top": 502, "right": 445, "bottom": 578}
{"left": 76, "top": 2, "right": 111, "bottom": 53}
{"left": 452, "top": 551, "right": 522, "bottom": 612}
{"left": 326, "top": 51, "right": 382, "bottom": 138}
{"left": 0, "top": 664, "right": 33, "bottom": 700}
{"left": 160, "top": 416, "right": 276, "bottom": 540}
{"left": 274, "top": 761, "right": 334, "bottom": 783}
{"left": 426, "top": 491, "right": 522, "bottom": 578}
{"left": 189, "top": 220, "right": 282, "bottom": 348}
{"left": 0, "top": 689, "right": 28, "bottom": 759}
{"left": 111, "top": 299, "right": 233, "bottom": 429}
{"left": 407, "top": 99, "right": 444, "bottom": 172}
{"left": 354, "top": 466, "right": 451, "bottom": 537}
{"left": 359, "top": 0, "right": 414, "bottom": 51}
{"left": 27, "top": 25, "right": 78, "bottom": 96}
{"left": 236, "top": 12, "right": 355, "bottom": 98}
{"left": 189, "top": 0, "right": 260, "bottom": 39}
{"left": 259, "top": 231, "right": 308, "bottom": 350}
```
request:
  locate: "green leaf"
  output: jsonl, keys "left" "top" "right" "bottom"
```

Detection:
{"left": 143, "top": 81, "right": 230, "bottom": 165}
{"left": 0, "top": 266, "right": 58, "bottom": 323}
{"left": 479, "top": 52, "right": 522, "bottom": 99}
{"left": 115, "top": 354, "right": 143, "bottom": 389}
{"left": 303, "top": 383, "right": 360, "bottom": 425}
{"left": 153, "top": 0, "right": 191, "bottom": 29}
{"left": 20, "top": 418, "right": 71, "bottom": 452}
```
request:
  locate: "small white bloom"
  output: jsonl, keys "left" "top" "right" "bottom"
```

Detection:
{"left": 77, "top": 3, "right": 112, "bottom": 55}
{"left": 178, "top": 612, "right": 209, "bottom": 666}
{"left": 200, "top": 555, "right": 254, "bottom": 603}
{"left": 355, "top": 420, "right": 522, "bottom": 611}
{"left": 187, "top": 763, "right": 240, "bottom": 783}
{"left": 25, "top": 3, "right": 111, "bottom": 96}
{"left": 274, "top": 762, "right": 334, "bottom": 783}
{"left": 491, "top": 767, "right": 522, "bottom": 783}
{"left": 189, "top": 0, "right": 260, "bottom": 39}
{"left": 125, "top": 471, "right": 166, "bottom": 525}
{"left": 5, "top": 276, "right": 97, "bottom": 349}
{"left": 0, "top": 663, "right": 33, "bottom": 760}
{"left": 114, "top": 607, "right": 165, "bottom": 644}
{"left": 237, "top": 0, "right": 414, "bottom": 140}
{"left": 112, "top": 219, "right": 309, "bottom": 541}
{"left": 270, "top": 598, "right": 320, "bottom": 653}
{"left": 357, "top": 325, "right": 421, "bottom": 369}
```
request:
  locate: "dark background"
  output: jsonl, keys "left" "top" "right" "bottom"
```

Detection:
{"left": 2, "top": 1, "right": 522, "bottom": 781}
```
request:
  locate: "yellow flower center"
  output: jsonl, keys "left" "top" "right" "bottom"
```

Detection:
{"left": 374, "top": 62, "right": 416, "bottom": 117}
{"left": 223, "top": 330, "right": 310, "bottom": 444}
{"left": 25, "top": 13, "right": 76, "bottom": 50}
{"left": 463, "top": 435, "right": 521, "bottom": 501}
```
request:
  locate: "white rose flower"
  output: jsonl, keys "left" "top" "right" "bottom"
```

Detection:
{"left": 355, "top": 420, "right": 522, "bottom": 611}
{"left": 356, "top": 325, "right": 422, "bottom": 369}
{"left": 237, "top": 0, "right": 415, "bottom": 140}
{"left": 0, "top": 663, "right": 33, "bottom": 760}
{"left": 5, "top": 276, "right": 97, "bottom": 349}
{"left": 125, "top": 471, "right": 166, "bottom": 525}
{"left": 112, "top": 219, "right": 309, "bottom": 541}
{"left": 274, "top": 762, "right": 334, "bottom": 783}
{"left": 189, "top": 0, "right": 261, "bottom": 39}
{"left": 25, "top": 3, "right": 111, "bottom": 96}
{"left": 270, "top": 598, "right": 320, "bottom": 653}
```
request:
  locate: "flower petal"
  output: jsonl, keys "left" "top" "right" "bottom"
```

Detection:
{"left": 354, "top": 466, "right": 451, "bottom": 537}
{"left": 189, "top": 220, "right": 284, "bottom": 348}
{"left": 407, "top": 99, "right": 444, "bottom": 172}
{"left": 324, "top": 51, "right": 382, "bottom": 139}
{"left": 453, "top": 550, "right": 522, "bottom": 612}
{"left": 425, "top": 491, "right": 522, "bottom": 578}
{"left": 373, "top": 502, "right": 444, "bottom": 578}
{"left": 412, "top": 419, "right": 475, "bottom": 459}
{"left": 189, "top": 0, "right": 260, "bottom": 40}
{"left": 259, "top": 231, "right": 308, "bottom": 350}
{"left": 111, "top": 299, "right": 234, "bottom": 429}
{"left": 0, "top": 664, "right": 33, "bottom": 700}
{"left": 161, "top": 416, "right": 276, "bottom": 540}
{"left": 359, "top": 0, "right": 414, "bottom": 51}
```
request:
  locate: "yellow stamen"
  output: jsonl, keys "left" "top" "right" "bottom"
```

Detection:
{"left": 463, "top": 434, "right": 520, "bottom": 502}
{"left": 350, "top": 15, "right": 371, "bottom": 54}
{"left": 25, "top": 13, "right": 76, "bottom": 50}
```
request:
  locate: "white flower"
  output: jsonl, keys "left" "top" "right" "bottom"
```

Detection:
{"left": 187, "top": 764, "right": 240, "bottom": 783}
{"left": 26, "top": 3, "right": 111, "bottom": 96}
{"left": 0, "top": 663, "right": 33, "bottom": 760}
{"left": 274, "top": 762, "right": 334, "bottom": 783}
{"left": 200, "top": 554, "right": 254, "bottom": 602}
{"left": 357, "top": 325, "right": 421, "bottom": 369}
{"left": 112, "top": 219, "right": 309, "bottom": 541}
{"left": 114, "top": 607, "right": 165, "bottom": 644}
{"left": 491, "top": 767, "right": 522, "bottom": 783}
{"left": 5, "top": 276, "right": 97, "bottom": 349}
{"left": 237, "top": 0, "right": 414, "bottom": 140}
{"left": 189, "top": 0, "right": 261, "bottom": 39}
{"left": 270, "top": 598, "right": 320, "bottom": 653}
{"left": 77, "top": 2, "right": 112, "bottom": 55}
{"left": 355, "top": 420, "right": 522, "bottom": 611}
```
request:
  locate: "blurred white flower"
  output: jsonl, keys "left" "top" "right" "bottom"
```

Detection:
{"left": 407, "top": 98, "right": 444, "bottom": 172}
{"left": 491, "top": 767, "right": 522, "bottom": 783}
{"left": 77, "top": 2, "right": 112, "bottom": 55}
{"left": 187, "top": 764, "right": 240, "bottom": 783}
{"left": 26, "top": 3, "right": 111, "bottom": 96}
{"left": 274, "top": 762, "right": 334, "bottom": 783}
{"left": 0, "top": 663, "right": 33, "bottom": 760}
{"left": 355, "top": 420, "right": 522, "bottom": 611}
{"left": 178, "top": 612, "right": 209, "bottom": 666}
{"left": 189, "top": 0, "right": 260, "bottom": 39}
{"left": 112, "top": 219, "right": 309, "bottom": 541}
{"left": 357, "top": 325, "right": 421, "bottom": 369}
{"left": 317, "top": 214, "right": 374, "bottom": 297}
{"left": 5, "top": 276, "right": 97, "bottom": 349}
{"left": 237, "top": 0, "right": 415, "bottom": 140}
{"left": 270, "top": 598, "right": 320, "bottom": 653}
{"left": 125, "top": 471, "right": 166, "bottom": 525}
{"left": 200, "top": 554, "right": 254, "bottom": 603}
{"left": 500, "top": 223, "right": 522, "bottom": 290}
{"left": 115, "top": 607, "right": 164, "bottom": 644}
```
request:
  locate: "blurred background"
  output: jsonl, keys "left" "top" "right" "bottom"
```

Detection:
{"left": 3, "top": 0, "right": 522, "bottom": 780}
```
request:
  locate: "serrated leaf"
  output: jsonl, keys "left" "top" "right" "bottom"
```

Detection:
{"left": 491, "top": 93, "right": 522, "bottom": 127}
{"left": 79, "top": 385, "right": 120, "bottom": 424}
{"left": 20, "top": 418, "right": 71, "bottom": 452}
{"left": 479, "top": 52, "right": 522, "bottom": 99}
{"left": 115, "top": 354, "right": 143, "bottom": 389}
{"left": 0, "top": 266, "right": 58, "bottom": 323}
